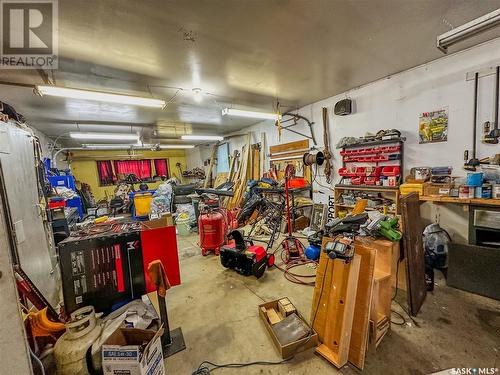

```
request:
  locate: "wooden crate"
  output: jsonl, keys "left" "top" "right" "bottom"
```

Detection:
{"left": 258, "top": 299, "right": 318, "bottom": 359}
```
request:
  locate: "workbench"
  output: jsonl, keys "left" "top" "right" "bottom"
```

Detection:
{"left": 419, "top": 195, "right": 500, "bottom": 207}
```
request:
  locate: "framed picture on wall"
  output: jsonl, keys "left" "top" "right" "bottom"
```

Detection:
{"left": 419, "top": 108, "right": 448, "bottom": 144}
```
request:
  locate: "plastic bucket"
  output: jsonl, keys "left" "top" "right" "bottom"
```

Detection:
{"left": 176, "top": 217, "right": 191, "bottom": 236}
{"left": 466, "top": 172, "right": 483, "bottom": 187}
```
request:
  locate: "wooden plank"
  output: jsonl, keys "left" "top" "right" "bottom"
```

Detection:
{"left": 203, "top": 142, "right": 219, "bottom": 188}
{"left": 228, "top": 149, "right": 239, "bottom": 182}
{"left": 229, "top": 135, "right": 251, "bottom": 208}
{"left": 214, "top": 172, "right": 228, "bottom": 188}
{"left": 315, "top": 254, "right": 361, "bottom": 368}
{"left": 401, "top": 192, "right": 427, "bottom": 316}
{"left": 260, "top": 133, "right": 266, "bottom": 178}
{"left": 349, "top": 243, "right": 376, "bottom": 370}
{"left": 252, "top": 144, "right": 260, "bottom": 180}
{"left": 310, "top": 243, "right": 333, "bottom": 342}
{"left": 266, "top": 308, "right": 282, "bottom": 325}
{"left": 269, "top": 139, "right": 309, "bottom": 155}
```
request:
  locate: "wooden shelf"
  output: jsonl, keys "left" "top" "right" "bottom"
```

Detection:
{"left": 374, "top": 269, "right": 391, "bottom": 282}
{"left": 335, "top": 185, "right": 400, "bottom": 191}
{"left": 341, "top": 137, "right": 406, "bottom": 149}
{"left": 335, "top": 203, "right": 396, "bottom": 214}
{"left": 419, "top": 195, "right": 500, "bottom": 207}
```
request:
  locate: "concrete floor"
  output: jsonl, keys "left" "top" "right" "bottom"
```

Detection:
{"left": 165, "top": 233, "right": 500, "bottom": 375}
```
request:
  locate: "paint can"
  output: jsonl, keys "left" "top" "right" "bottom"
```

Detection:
{"left": 493, "top": 184, "right": 500, "bottom": 199}
{"left": 458, "top": 185, "right": 474, "bottom": 199}
{"left": 475, "top": 184, "right": 492, "bottom": 199}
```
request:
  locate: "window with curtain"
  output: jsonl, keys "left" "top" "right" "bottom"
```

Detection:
{"left": 153, "top": 159, "right": 169, "bottom": 178}
{"left": 96, "top": 159, "right": 169, "bottom": 186}
{"left": 113, "top": 160, "right": 152, "bottom": 180}
{"left": 96, "top": 160, "right": 114, "bottom": 185}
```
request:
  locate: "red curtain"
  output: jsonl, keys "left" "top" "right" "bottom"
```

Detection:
{"left": 154, "top": 159, "right": 169, "bottom": 178}
{"left": 114, "top": 160, "right": 152, "bottom": 180}
{"left": 96, "top": 160, "right": 114, "bottom": 185}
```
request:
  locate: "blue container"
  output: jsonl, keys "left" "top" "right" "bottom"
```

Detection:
{"left": 305, "top": 244, "right": 321, "bottom": 261}
{"left": 466, "top": 172, "right": 483, "bottom": 187}
{"left": 48, "top": 175, "right": 76, "bottom": 191}
{"left": 66, "top": 196, "right": 84, "bottom": 218}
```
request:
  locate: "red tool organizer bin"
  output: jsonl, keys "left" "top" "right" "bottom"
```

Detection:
{"left": 364, "top": 176, "right": 380, "bottom": 185}
{"left": 338, "top": 167, "right": 356, "bottom": 177}
{"left": 351, "top": 176, "right": 365, "bottom": 185}
{"left": 381, "top": 166, "right": 400, "bottom": 176}
{"left": 354, "top": 167, "right": 366, "bottom": 176}
{"left": 337, "top": 138, "right": 405, "bottom": 187}
{"left": 366, "top": 166, "right": 382, "bottom": 176}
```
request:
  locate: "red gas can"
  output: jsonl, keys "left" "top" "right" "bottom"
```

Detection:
{"left": 199, "top": 210, "right": 226, "bottom": 256}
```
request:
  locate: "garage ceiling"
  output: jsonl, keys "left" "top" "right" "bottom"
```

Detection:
{"left": 1, "top": 0, "right": 500, "bottom": 146}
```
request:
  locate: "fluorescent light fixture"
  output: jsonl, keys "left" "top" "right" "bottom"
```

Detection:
{"left": 70, "top": 132, "right": 139, "bottom": 141}
{"left": 222, "top": 107, "right": 280, "bottom": 120}
{"left": 437, "top": 8, "right": 500, "bottom": 53}
{"left": 82, "top": 144, "right": 134, "bottom": 149}
{"left": 82, "top": 144, "right": 195, "bottom": 150}
{"left": 181, "top": 135, "right": 224, "bottom": 141}
{"left": 36, "top": 85, "right": 166, "bottom": 108}
{"left": 142, "top": 144, "right": 195, "bottom": 149}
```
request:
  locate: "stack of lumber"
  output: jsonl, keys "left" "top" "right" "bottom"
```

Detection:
{"left": 228, "top": 134, "right": 251, "bottom": 209}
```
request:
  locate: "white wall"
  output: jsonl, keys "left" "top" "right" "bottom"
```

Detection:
{"left": 186, "top": 37, "right": 500, "bottom": 243}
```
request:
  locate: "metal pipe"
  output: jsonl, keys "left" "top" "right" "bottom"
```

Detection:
{"left": 495, "top": 66, "right": 499, "bottom": 130}
{"left": 473, "top": 72, "right": 478, "bottom": 159}
{"left": 52, "top": 148, "right": 86, "bottom": 169}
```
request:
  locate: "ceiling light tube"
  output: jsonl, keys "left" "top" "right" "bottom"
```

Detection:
{"left": 222, "top": 108, "right": 280, "bottom": 120}
{"left": 36, "top": 85, "right": 166, "bottom": 108}
{"left": 142, "top": 144, "right": 196, "bottom": 149}
{"left": 437, "top": 8, "right": 500, "bottom": 53}
{"left": 81, "top": 144, "right": 135, "bottom": 149}
{"left": 181, "top": 135, "right": 224, "bottom": 141}
{"left": 82, "top": 144, "right": 195, "bottom": 150}
{"left": 70, "top": 132, "right": 139, "bottom": 141}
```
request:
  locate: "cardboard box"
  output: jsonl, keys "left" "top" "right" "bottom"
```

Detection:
{"left": 258, "top": 299, "right": 318, "bottom": 358}
{"left": 102, "top": 328, "right": 165, "bottom": 375}
{"left": 423, "top": 183, "right": 452, "bottom": 196}
{"left": 143, "top": 214, "right": 173, "bottom": 229}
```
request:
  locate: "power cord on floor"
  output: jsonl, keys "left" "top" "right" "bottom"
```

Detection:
{"left": 191, "top": 259, "right": 326, "bottom": 375}
{"left": 390, "top": 259, "right": 420, "bottom": 327}
{"left": 192, "top": 358, "right": 292, "bottom": 375}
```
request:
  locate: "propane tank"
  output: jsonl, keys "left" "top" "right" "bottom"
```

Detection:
{"left": 54, "top": 306, "right": 102, "bottom": 375}
{"left": 199, "top": 210, "right": 226, "bottom": 256}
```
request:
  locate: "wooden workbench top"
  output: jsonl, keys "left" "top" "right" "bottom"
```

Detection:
{"left": 419, "top": 195, "right": 500, "bottom": 207}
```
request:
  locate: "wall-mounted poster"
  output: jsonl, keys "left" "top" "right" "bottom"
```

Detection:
{"left": 419, "top": 108, "right": 448, "bottom": 144}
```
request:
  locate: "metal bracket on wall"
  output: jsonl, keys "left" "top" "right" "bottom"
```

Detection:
{"left": 274, "top": 112, "right": 317, "bottom": 145}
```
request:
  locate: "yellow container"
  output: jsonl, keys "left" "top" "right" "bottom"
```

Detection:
{"left": 134, "top": 192, "right": 153, "bottom": 217}
{"left": 399, "top": 183, "right": 424, "bottom": 195}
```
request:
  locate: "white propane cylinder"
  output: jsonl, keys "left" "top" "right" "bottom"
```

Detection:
{"left": 54, "top": 306, "right": 102, "bottom": 375}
